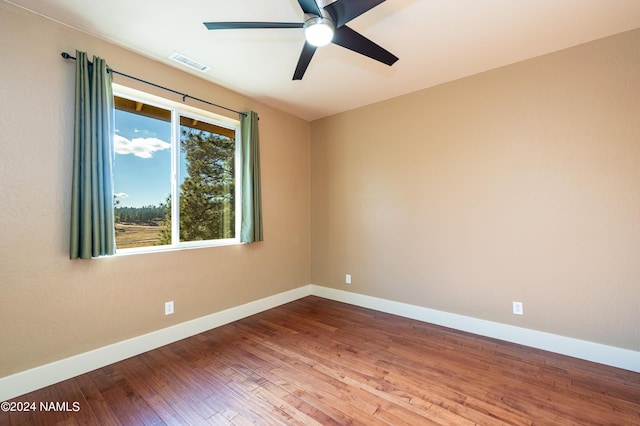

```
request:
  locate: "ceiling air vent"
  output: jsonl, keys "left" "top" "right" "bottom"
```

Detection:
{"left": 168, "top": 52, "right": 210, "bottom": 72}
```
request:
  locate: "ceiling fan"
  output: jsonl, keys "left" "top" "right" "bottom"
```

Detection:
{"left": 204, "top": 0, "right": 399, "bottom": 80}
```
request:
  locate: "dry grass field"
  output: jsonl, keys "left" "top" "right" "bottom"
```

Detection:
{"left": 115, "top": 223, "right": 166, "bottom": 248}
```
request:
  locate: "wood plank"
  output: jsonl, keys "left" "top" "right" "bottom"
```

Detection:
{"left": 5, "top": 296, "right": 640, "bottom": 425}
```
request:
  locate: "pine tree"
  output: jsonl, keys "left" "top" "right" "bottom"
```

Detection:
{"left": 159, "top": 127, "right": 235, "bottom": 244}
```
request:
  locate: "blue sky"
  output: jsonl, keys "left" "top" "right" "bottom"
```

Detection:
{"left": 113, "top": 109, "right": 172, "bottom": 208}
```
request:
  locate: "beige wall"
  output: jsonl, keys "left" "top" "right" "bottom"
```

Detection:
{"left": 311, "top": 29, "right": 640, "bottom": 351}
{"left": 0, "top": 2, "right": 310, "bottom": 377}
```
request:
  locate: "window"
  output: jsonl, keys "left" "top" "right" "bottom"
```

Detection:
{"left": 113, "top": 85, "right": 241, "bottom": 252}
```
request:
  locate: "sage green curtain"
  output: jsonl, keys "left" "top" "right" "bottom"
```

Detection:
{"left": 240, "top": 111, "right": 263, "bottom": 243}
{"left": 69, "top": 51, "right": 116, "bottom": 259}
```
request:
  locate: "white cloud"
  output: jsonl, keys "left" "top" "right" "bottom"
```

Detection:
{"left": 114, "top": 134, "right": 171, "bottom": 159}
{"left": 114, "top": 192, "right": 129, "bottom": 198}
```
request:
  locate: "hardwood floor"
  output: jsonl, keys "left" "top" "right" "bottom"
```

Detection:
{"left": 2, "top": 296, "right": 639, "bottom": 425}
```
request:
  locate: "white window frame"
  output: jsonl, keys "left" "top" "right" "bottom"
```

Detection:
{"left": 113, "top": 84, "right": 242, "bottom": 255}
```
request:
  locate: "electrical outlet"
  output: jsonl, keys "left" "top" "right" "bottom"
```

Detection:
{"left": 512, "top": 301, "right": 523, "bottom": 316}
{"left": 345, "top": 274, "right": 351, "bottom": 284}
{"left": 165, "top": 301, "right": 174, "bottom": 315}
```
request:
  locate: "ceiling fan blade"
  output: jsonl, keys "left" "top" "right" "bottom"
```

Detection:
{"left": 297, "top": 0, "right": 321, "bottom": 16}
{"left": 293, "top": 42, "right": 317, "bottom": 80}
{"left": 332, "top": 25, "right": 398, "bottom": 66}
{"left": 324, "top": 0, "right": 386, "bottom": 27}
{"left": 204, "top": 22, "right": 303, "bottom": 30}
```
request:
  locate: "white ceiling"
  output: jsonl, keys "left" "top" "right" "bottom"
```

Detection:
{"left": 7, "top": 0, "right": 640, "bottom": 121}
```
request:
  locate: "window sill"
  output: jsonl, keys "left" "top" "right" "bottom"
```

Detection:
{"left": 113, "top": 239, "right": 241, "bottom": 257}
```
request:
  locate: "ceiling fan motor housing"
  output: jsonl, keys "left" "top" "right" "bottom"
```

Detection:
{"left": 303, "top": 12, "right": 335, "bottom": 46}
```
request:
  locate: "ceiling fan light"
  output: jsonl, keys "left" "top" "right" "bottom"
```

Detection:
{"left": 304, "top": 17, "right": 335, "bottom": 47}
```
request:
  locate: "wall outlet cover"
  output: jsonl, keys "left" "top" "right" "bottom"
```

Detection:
{"left": 512, "top": 301, "right": 523, "bottom": 315}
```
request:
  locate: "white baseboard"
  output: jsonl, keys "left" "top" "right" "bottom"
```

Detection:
{"left": 0, "top": 285, "right": 313, "bottom": 401}
{"left": 2, "top": 284, "right": 638, "bottom": 401}
{"left": 310, "top": 285, "right": 640, "bottom": 374}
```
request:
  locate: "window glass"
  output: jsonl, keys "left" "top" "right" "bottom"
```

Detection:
{"left": 113, "top": 91, "right": 239, "bottom": 252}
{"left": 113, "top": 99, "right": 171, "bottom": 248}
{"left": 179, "top": 115, "right": 236, "bottom": 242}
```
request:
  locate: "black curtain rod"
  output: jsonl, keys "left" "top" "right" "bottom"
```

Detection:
{"left": 61, "top": 52, "right": 247, "bottom": 117}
